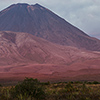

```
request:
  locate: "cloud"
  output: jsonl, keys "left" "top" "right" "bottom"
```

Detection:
{"left": 0, "top": 0, "right": 100, "bottom": 39}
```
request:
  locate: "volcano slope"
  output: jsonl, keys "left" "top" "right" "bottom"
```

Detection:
{"left": 0, "top": 31, "right": 100, "bottom": 82}
{"left": 0, "top": 3, "right": 100, "bottom": 51}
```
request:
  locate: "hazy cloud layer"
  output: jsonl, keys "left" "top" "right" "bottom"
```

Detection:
{"left": 0, "top": 0, "right": 100, "bottom": 39}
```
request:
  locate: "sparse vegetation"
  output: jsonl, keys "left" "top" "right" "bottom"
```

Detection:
{"left": 0, "top": 78, "right": 100, "bottom": 100}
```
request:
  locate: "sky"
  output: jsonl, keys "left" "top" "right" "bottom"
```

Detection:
{"left": 0, "top": 0, "right": 100, "bottom": 39}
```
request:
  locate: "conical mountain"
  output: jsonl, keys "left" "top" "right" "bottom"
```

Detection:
{"left": 0, "top": 3, "right": 100, "bottom": 51}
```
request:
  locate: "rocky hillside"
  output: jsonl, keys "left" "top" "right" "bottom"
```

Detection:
{"left": 0, "top": 31, "right": 100, "bottom": 66}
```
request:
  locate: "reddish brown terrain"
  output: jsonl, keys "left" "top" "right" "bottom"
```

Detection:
{"left": 0, "top": 31, "right": 100, "bottom": 82}
{"left": 0, "top": 3, "right": 100, "bottom": 82}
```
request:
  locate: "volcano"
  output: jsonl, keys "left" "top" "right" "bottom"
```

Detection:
{"left": 0, "top": 3, "right": 100, "bottom": 82}
{"left": 0, "top": 3, "right": 100, "bottom": 51}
